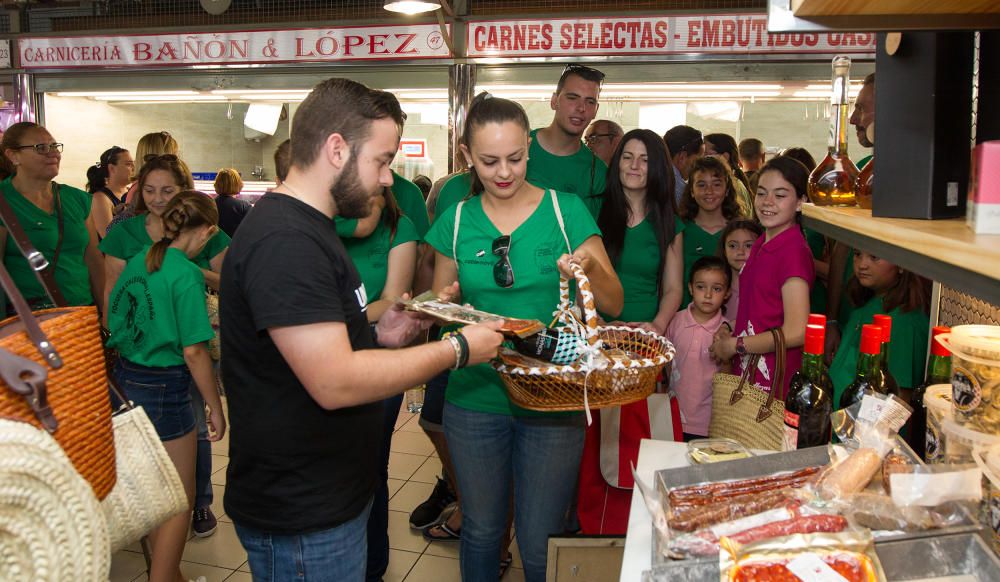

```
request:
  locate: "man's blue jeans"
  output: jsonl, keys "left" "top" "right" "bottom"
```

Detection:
{"left": 235, "top": 497, "right": 373, "bottom": 582}
{"left": 443, "top": 402, "right": 584, "bottom": 582}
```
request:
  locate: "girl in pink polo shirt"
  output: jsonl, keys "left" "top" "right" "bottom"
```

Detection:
{"left": 666, "top": 256, "right": 732, "bottom": 439}
{"left": 710, "top": 157, "right": 814, "bottom": 400}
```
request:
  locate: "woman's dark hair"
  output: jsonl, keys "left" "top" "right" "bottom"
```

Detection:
{"left": 382, "top": 185, "right": 403, "bottom": 240}
{"left": 146, "top": 191, "right": 218, "bottom": 273}
{"left": 86, "top": 146, "right": 128, "bottom": 193}
{"left": 0, "top": 121, "right": 45, "bottom": 180}
{"left": 689, "top": 255, "right": 732, "bottom": 288}
{"left": 597, "top": 129, "right": 676, "bottom": 292}
{"left": 134, "top": 155, "right": 195, "bottom": 214}
{"left": 213, "top": 168, "right": 243, "bottom": 197}
{"left": 705, "top": 133, "right": 751, "bottom": 192}
{"left": 756, "top": 156, "right": 810, "bottom": 226}
{"left": 679, "top": 156, "right": 743, "bottom": 221}
{"left": 847, "top": 260, "right": 931, "bottom": 314}
{"left": 462, "top": 92, "right": 531, "bottom": 196}
{"left": 715, "top": 219, "right": 764, "bottom": 260}
{"left": 779, "top": 147, "right": 817, "bottom": 172}
{"left": 413, "top": 174, "right": 432, "bottom": 199}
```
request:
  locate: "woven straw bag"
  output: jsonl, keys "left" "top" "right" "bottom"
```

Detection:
{"left": 0, "top": 268, "right": 116, "bottom": 500}
{"left": 0, "top": 418, "right": 110, "bottom": 581}
{"left": 708, "top": 328, "right": 786, "bottom": 451}
{"left": 102, "top": 383, "right": 188, "bottom": 552}
{"left": 493, "top": 262, "right": 675, "bottom": 414}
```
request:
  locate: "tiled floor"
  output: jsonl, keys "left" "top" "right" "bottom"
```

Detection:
{"left": 109, "top": 400, "right": 526, "bottom": 582}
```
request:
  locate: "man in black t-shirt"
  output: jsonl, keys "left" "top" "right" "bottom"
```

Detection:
{"left": 220, "top": 78, "right": 503, "bottom": 582}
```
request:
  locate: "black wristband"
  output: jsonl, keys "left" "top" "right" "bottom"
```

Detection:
{"left": 453, "top": 331, "right": 470, "bottom": 368}
{"left": 369, "top": 322, "right": 379, "bottom": 347}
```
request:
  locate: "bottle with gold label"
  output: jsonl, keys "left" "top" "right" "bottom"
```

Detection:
{"left": 808, "top": 55, "right": 860, "bottom": 207}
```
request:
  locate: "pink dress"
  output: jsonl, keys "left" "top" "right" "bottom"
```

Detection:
{"left": 733, "top": 227, "right": 814, "bottom": 400}
{"left": 666, "top": 304, "right": 726, "bottom": 436}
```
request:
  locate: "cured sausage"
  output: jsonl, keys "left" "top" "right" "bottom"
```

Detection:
{"left": 669, "top": 489, "right": 793, "bottom": 531}
{"left": 668, "top": 466, "right": 821, "bottom": 506}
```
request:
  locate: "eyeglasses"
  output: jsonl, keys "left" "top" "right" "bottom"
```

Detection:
{"left": 13, "top": 142, "right": 63, "bottom": 154}
{"left": 584, "top": 133, "right": 617, "bottom": 145}
{"left": 492, "top": 235, "right": 514, "bottom": 288}
{"left": 562, "top": 64, "right": 606, "bottom": 84}
{"left": 143, "top": 153, "right": 179, "bottom": 163}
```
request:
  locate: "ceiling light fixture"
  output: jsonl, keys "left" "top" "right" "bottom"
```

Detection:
{"left": 383, "top": 0, "right": 441, "bottom": 15}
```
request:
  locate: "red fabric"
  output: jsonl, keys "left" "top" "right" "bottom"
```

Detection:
{"left": 577, "top": 399, "right": 683, "bottom": 535}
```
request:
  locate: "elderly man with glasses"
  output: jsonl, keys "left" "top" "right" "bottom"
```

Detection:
{"left": 583, "top": 119, "right": 624, "bottom": 167}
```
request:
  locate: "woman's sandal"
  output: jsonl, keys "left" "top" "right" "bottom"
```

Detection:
{"left": 422, "top": 521, "right": 461, "bottom": 542}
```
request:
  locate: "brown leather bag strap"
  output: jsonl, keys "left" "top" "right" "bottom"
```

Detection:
{"left": 0, "top": 181, "right": 68, "bottom": 308}
{"left": 0, "top": 346, "right": 56, "bottom": 432}
{"left": 730, "top": 349, "right": 762, "bottom": 405}
{"left": 754, "top": 328, "right": 787, "bottom": 422}
{"left": 0, "top": 254, "right": 63, "bottom": 369}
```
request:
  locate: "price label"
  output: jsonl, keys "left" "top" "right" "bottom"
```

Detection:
{"left": 786, "top": 553, "right": 849, "bottom": 582}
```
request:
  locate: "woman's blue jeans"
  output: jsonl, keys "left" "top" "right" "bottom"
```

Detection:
{"left": 443, "top": 402, "right": 584, "bottom": 582}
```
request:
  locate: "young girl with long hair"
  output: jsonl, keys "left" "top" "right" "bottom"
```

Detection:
{"left": 425, "top": 93, "right": 622, "bottom": 582}
{"left": 705, "top": 132, "right": 753, "bottom": 214}
{"left": 678, "top": 155, "right": 744, "bottom": 309}
{"left": 710, "top": 156, "right": 814, "bottom": 400}
{"left": 106, "top": 191, "right": 226, "bottom": 582}
{"left": 716, "top": 219, "right": 763, "bottom": 323}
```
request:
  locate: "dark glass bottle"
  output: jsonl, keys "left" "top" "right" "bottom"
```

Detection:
{"left": 906, "top": 326, "right": 952, "bottom": 460}
{"left": 872, "top": 314, "right": 900, "bottom": 397}
{"left": 510, "top": 328, "right": 581, "bottom": 365}
{"left": 840, "top": 324, "right": 883, "bottom": 409}
{"left": 784, "top": 323, "right": 834, "bottom": 450}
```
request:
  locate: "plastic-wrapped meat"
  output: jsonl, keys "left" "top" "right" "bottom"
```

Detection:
{"left": 668, "top": 489, "right": 793, "bottom": 532}
{"left": 667, "top": 466, "right": 821, "bottom": 507}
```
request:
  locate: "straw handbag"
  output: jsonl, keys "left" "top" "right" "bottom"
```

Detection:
{"left": 0, "top": 418, "right": 110, "bottom": 581}
{"left": 102, "top": 380, "right": 188, "bottom": 553}
{"left": 0, "top": 227, "right": 116, "bottom": 499}
{"left": 493, "top": 262, "right": 675, "bottom": 414}
{"left": 708, "top": 328, "right": 786, "bottom": 451}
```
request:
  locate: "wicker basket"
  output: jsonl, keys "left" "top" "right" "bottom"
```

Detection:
{"left": 493, "top": 263, "right": 674, "bottom": 412}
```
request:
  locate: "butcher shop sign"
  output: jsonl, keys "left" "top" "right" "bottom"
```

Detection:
{"left": 18, "top": 24, "right": 450, "bottom": 69}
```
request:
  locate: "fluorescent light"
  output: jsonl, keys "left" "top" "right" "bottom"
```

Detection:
{"left": 54, "top": 91, "right": 199, "bottom": 97}
{"left": 93, "top": 95, "right": 225, "bottom": 102}
{"left": 383, "top": 0, "right": 441, "bottom": 14}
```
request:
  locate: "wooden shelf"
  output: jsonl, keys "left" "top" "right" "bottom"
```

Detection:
{"left": 801, "top": 205, "right": 1000, "bottom": 305}
{"left": 792, "top": 0, "right": 1000, "bottom": 18}
{"left": 767, "top": 0, "right": 1000, "bottom": 32}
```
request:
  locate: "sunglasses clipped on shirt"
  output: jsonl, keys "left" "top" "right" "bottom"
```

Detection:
{"left": 13, "top": 142, "right": 63, "bottom": 154}
{"left": 492, "top": 235, "right": 514, "bottom": 288}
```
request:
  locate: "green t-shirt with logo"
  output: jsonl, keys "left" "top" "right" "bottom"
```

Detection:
{"left": 343, "top": 214, "right": 420, "bottom": 302}
{"left": 100, "top": 214, "right": 230, "bottom": 269}
{"left": 434, "top": 173, "right": 474, "bottom": 223}
{"left": 680, "top": 220, "right": 723, "bottom": 309}
{"left": 107, "top": 247, "right": 215, "bottom": 368}
{"left": 803, "top": 226, "right": 828, "bottom": 315}
{"left": 425, "top": 190, "right": 601, "bottom": 416}
{"left": 336, "top": 171, "right": 430, "bottom": 239}
{"left": 527, "top": 129, "right": 607, "bottom": 215}
{"left": 0, "top": 177, "right": 94, "bottom": 306}
{"left": 829, "top": 295, "right": 929, "bottom": 406}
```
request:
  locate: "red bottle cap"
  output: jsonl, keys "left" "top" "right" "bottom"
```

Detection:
{"left": 873, "top": 314, "right": 892, "bottom": 343}
{"left": 808, "top": 314, "right": 827, "bottom": 328}
{"left": 861, "top": 324, "right": 882, "bottom": 354}
{"left": 931, "top": 325, "right": 951, "bottom": 357}
{"left": 804, "top": 324, "right": 825, "bottom": 355}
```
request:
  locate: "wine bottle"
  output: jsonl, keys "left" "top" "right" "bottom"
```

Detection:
{"left": 784, "top": 323, "right": 834, "bottom": 450}
{"left": 906, "top": 326, "right": 952, "bottom": 459}
{"left": 871, "top": 314, "right": 900, "bottom": 397}
{"left": 808, "top": 55, "right": 861, "bottom": 207}
{"left": 510, "top": 327, "right": 583, "bottom": 365}
{"left": 839, "top": 324, "right": 883, "bottom": 409}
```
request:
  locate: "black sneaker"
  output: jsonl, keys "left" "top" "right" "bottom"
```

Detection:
{"left": 192, "top": 506, "right": 217, "bottom": 538}
{"left": 409, "top": 477, "right": 456, "bottom": 529}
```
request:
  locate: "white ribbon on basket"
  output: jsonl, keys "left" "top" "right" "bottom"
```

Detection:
{"left": 553, "top": 288, "right": 605, "bottom": 426}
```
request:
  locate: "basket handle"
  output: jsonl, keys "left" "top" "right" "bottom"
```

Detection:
{"left": 557, "top": 261, "right": 600, "bottom": 345}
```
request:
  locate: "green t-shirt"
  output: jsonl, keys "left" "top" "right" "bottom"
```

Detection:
{"left": 803, "top": 226, "right": 828, "bottom": 315}
{"left": 857, "top": 155, "right": 873, "bottom": 170}
{"left": 829, "top": 295, "right": 930, "bottom": 405}
{"left": 107, "top": 247, "right": 215, "bottom": 367}
{"left": 343, "top": 214, "right": 420, "bottom": 301}
{"left": 680, "top": 220, "right": 724, "bottom": 309}
{"left": 527, "top": 129, "right": 607, "bottom": 215}
{"left": 0, "top": 178, "right": 94, "bottom": 306}
{"left": 837, "top": 248, "right": 858, "bottom": 325}
{"left": 100, "top": 214, "right": 231, "bottom": 269}
{"left": 425, "top": 190, "right": 601, "bottom": 416}
{"left": 336, "top": 171, "right": 430, "bottom": 239}
{"left": 434, "top": 173, "right": 474, "bottom": 223}
{"left": 607, "top": 216, "right": 685, "bottom": 323}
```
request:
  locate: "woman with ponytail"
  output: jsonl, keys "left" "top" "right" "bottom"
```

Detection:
{"left": 106, "top": 190, "right": 227, "bottom": 582}
{"left": 86, "top": 146, "right": 134, "bottom": 238}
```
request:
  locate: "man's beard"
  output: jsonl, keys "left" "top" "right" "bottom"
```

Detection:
{"left": 331, "top": 156, "right": 374, "bottom": 219}
{"left": 856, "top": 126, "right": 873, "bottom": 148}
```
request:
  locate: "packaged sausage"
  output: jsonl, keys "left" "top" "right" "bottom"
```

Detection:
{"left": 719, "top": 530, "right": 887, "bottom": 582}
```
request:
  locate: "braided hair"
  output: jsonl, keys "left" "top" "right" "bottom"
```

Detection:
{"left": 145, "top": 190, "right": 218, "bottom": 273}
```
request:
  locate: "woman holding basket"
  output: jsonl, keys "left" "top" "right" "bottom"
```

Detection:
{"left": 425, "top": 93, "right": 622, "bottom": 582}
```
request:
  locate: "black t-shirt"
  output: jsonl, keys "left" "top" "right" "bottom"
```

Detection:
{"left": 214, "top": 195, "right": 253, "bottom": 238}
{"left": 220, "top": 192, "right": 380, "bottom": 534}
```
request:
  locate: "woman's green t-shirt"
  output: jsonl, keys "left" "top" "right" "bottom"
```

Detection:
{"left": 829, "top": 295, "right": 930, "bottom": 405}
{"left": 607, "top": 216, "right": 685, "bottom": 323}
{"left": 107, "top": 247, "right": 215, "bottom": 367}
{"left": 100, "top": 214, "right": 230, "bottom": 269}
{"left": 343, "top": 214, "right": 420, "bottom": 302}
{"left": 336, "top": 171, "right": 430, "bottom": 239}
{"left": 803, "top": 226, "right": 828, "bottom": 315}
{"left": 425, "top": 190, "right": 601, "bottom": 416}
{"left": 680, "top": 220, "right": 723, "bottom": 309}
{"left": 0, "top": 178, "right": 94, "bottom": 307}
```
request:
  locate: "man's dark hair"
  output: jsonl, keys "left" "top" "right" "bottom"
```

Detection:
{"left": 663, "top": 125, "right": 703, "bottom": 159}
{"left": 863, "top": 72, "right": 875, "bottom": 87}
{"left": 556, "top": 64, "right": 606, "bottom": 94}
{"left": 738, "top": 137, "right": 765, "bottom": 160}
{"left": 273, "top": 139, "right": 291, "bottom": 182}
{"left": 290, "top": 78, "right": 406, "bottom": 168}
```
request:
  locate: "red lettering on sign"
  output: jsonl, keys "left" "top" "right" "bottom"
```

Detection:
{"left": 133, "top": 42, "right": 152, "bottom": 61}
{"left": 654, "top": 21, "right": 668, "bottom": 48}
{"left": 369, "top": 34, "right": 389, "bottom": 54}
{"left": 703, "top": 19, "right": 719, "bottom": 47}
{"left": 688, "top": 20, "right": 701, "bottom": 48}
{"left": 721, "top": 20, "right": 736, "bottom": 47}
